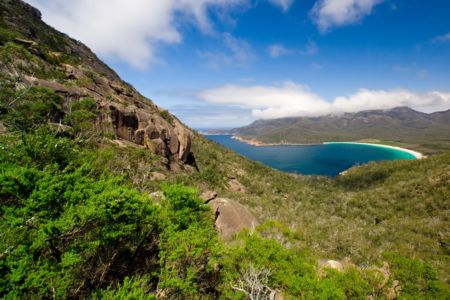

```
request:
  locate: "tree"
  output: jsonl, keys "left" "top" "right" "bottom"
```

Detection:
{"left": 232, "top": 266, "right": 277, "bottom": 300}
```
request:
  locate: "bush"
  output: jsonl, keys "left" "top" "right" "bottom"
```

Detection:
{"left": 0, "top": 127, "right": 78, "bottom": 168}
{"left": 3, "top": 87, "right": 63, "bottom": 132}
{"left": 383, "top": 252, "right": 450, "bottom": 299}
{"left": 64, "top": 98, "right": 98, "bottom": 138}
{"left": 159, "top": 110, "right": 173, "bottom": 125}
{"left": 0, "top": 163, "right": 161, "bottom": 298}
{"left": 93, "top": 276, "right": 156, "bottom": 300}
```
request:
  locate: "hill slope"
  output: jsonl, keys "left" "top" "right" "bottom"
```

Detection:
{"left": 0, "top": 1, "right": 449, "bottom": 298}
{"left": 234, "top": 107, "right": 450, "bottom": 154}
{"left": 0, "top": 0, "right": 195, "bottom": 169}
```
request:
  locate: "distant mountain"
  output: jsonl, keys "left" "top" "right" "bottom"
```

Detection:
{"left": 233, "top": 107, "right": 450, "bottom": 152}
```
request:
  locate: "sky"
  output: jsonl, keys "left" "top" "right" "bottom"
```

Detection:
{"left": 26, "top": 0, "right": 450, "bottom": 129}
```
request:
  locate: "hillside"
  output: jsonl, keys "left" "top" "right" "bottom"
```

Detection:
{"left": 0, "top": 1, "right": 449, "bottom": 299}
{"left": 234, "top": 107, "right": 450, "bottom": 154}
{"left": 0, "top": 0, "right": 195, "bottom": 170}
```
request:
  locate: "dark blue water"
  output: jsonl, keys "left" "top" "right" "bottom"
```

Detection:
{"left": 206, "top": 135, "right": 416, "bottom": 177}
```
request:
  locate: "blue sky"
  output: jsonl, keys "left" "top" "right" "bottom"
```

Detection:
{"left": 27, "top": 0, "right": 450, "bottom": 128}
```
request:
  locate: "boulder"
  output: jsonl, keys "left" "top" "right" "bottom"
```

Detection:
{"left": 173, "top": 119, "right": 192, "bottom": 161}
{"left": 0, "top": 122, "right": 6, "bottom": 134}
{"left": 14, "top": 37, "right": 38, "bottom": 48}
{"left": 200, "top": 190, "right": 217, "bottom": 203}
{"left": 61, "top": 63, "right": 84, "bottom": 80}
{"left": 208, "top": 198, "right": 258, "bottom": 240}
{"left": 317, "top": 259, "right": 347, "bottom": 277}
{"left": 385, "top": 280, "right": 401, "bottom": 300}
{"left": 150, "top": 172, "right": 166, "bottom": 181}
{"left": 228, "top": 178, "right": 247, "bottom": 193}
{"left": 109, "top": 82, "right": 133, "bottom": 97}
{"left": 318, "top": 259, "right": 344, "bottom": 273}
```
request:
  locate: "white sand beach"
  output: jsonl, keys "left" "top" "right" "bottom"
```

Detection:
{"left": 324, "top": 142, "right": 425, "bottom": 159}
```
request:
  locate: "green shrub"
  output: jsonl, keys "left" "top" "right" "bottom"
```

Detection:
{"left": 3, "top": 87, "right": 63, "bottom": 132}
{"left": 0, "top": 162, "right": 161, "bottom": 298}
{"left": 92, "top": 276, "right": 156, "bottom": 300}
{"left": 383, "top": 252, "right": 450, "bottom": 299}
{"left": 159, "top": 110, "right": 174, "bottom": 125}
{"left": 64, "top": 98, "right": 98, "bottom": 138}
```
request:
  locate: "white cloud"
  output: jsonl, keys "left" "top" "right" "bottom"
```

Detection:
{"left": 198, "top": 82, "right": 330, "bottom": 119}
{"left": 333, "top": 89, "right": 450, "bottom": 114}
{"left": 268, "top": 0, "right": 294, "bottom": 12}
{"left": 268, "top": 41, "right": 318, "bottom": 58}
{"left": 198, "top": 33, "right": 255, "bottom": 69}
{"left": 197, "top": 82, "right": 450, "bottom": 119}
{"left": 302, "top": 41, "right": 319, "bottom": 55}
{"left": 26, "top": 0, "right": 245, "bottom": 69}
{"left": 433, "top": 32, "right": 450, "bottom": 43}
{"left": 268, "top": 44, "right": 294, "bottom": 58}
{"left": 311, "top": 0, "right": 384, "bottom": 32}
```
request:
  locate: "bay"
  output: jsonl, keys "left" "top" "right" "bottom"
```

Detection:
{"left": 206, "top": 135, "right": 416, "bottom": 177}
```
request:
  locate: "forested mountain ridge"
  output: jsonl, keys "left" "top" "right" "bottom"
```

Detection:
{"left": 234, "top": 107, "right": 450, "bottom": 154}
{"left": 0, "top": 1, "right": 449, "bottom": 299}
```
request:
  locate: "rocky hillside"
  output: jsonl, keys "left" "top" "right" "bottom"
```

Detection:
{"left": 0, "top": 0, "right": 194, "bottom": 169}
{"left": 234, "top": 107, "right": 450, "bottom": 153}
{"left": 0, "top": 1, "right": 449, "bottom": 298}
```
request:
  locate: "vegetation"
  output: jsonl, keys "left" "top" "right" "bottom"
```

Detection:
{"left": 185, "top": 135, "right": 450, "bottom": 284}
{"left": 1, "top": 93, "right": 448, "bottom": 298}
{"left": 160, "top": 109, "right": 174, "bottom": 125}
{"left": 0, "top": 1, "right": 448, "bottom": 297}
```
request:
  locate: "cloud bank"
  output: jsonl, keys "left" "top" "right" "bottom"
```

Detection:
{"left": 198, "top": 82, "right": 450, "bottom": 119}
{"left": 311, "top": 0, "right": 384, "bottom": 32}
{"left": 26, "top": 0, "right": 245, "bottom": 69}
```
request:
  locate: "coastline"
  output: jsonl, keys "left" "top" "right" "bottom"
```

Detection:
{"left": 231, "top": 135, "right": 321, "bottom": 147}
{"left": 232, "top": 135, "right": 425, "bottom": 159}
{"left": 324, "top": 142, "right": 425, "bottom": 160}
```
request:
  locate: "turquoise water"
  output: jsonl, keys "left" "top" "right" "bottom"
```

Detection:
{"left": 206, "top": 135, "right": 416, "bottom": 177}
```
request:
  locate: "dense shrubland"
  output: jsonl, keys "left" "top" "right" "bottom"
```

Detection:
{"left": 0, "top": 83, "right": 449, "bottom": 299}
{"left": 0, "top": 2, "right": 448, "bottom": 296}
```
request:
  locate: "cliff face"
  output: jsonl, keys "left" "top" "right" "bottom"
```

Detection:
{"left": 0, "top": 0, "right": 194, "bottom": 168}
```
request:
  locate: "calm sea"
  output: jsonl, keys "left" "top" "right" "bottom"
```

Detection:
{"left": 206, "top": 135, "right": 415, "bottom": 177}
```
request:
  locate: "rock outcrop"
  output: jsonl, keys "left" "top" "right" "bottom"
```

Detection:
{"left": 200, "top": 190, "right": 218, "bottom": 203}
{"left": 208, "top": 198, "right": 258, "bottom": 240}
{"left": 108, "top": 104, "right": 193, "bottom": 166}
{"left": 228, "top": 178, "right": 247, "bottom": 193}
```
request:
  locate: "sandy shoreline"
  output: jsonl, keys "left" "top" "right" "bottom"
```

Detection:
{"left": 232, "top": 135, "right": 425, "bottom": 159}
{"left": 324, "top": 142, "right": 425, "bottom": 159}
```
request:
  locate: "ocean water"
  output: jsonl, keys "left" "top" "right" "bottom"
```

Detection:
{"left": 206, "top": 135, "right": 416, "bottom": 177}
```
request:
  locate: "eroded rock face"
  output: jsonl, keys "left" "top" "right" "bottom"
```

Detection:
{"left": 108, "top": 104, "right": 194, "bottom": 166}
{"left": 16, "top": 65, "right": 194, "bottom": 168}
